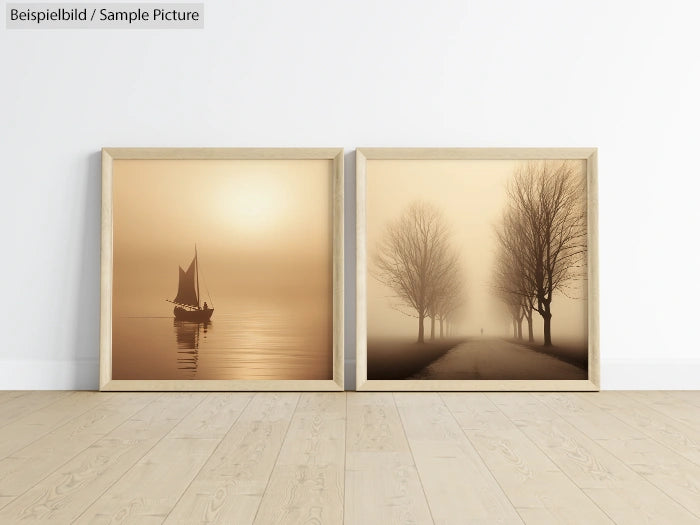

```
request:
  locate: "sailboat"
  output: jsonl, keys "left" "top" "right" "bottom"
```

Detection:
{"left": 167, "top": 246, "right": 214, "bottom": 322}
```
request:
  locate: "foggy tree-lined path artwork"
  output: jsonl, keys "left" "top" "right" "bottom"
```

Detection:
{"left": 367, "top": 158, "right": 588, "bottom": 380}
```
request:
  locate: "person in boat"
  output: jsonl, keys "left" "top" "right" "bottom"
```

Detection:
{"left": 203, "top": 302, "right": 208, "bottom": 311}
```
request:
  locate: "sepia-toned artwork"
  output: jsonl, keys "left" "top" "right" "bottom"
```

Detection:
{"left": 356, "top": 149, "right": 598, "bottom": 391}
{"left": 100, "top": 148, "right": 344, "bottom": 391}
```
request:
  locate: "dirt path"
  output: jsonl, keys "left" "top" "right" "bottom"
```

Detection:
{"left": 411, "top": 337, "right": 587, "bottom": 380}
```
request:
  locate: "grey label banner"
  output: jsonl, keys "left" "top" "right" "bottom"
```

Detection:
{"left": 6, "top": 3, "right": 204, "bottom": 29}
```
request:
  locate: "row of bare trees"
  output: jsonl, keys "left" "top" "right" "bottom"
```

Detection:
{"left": 493, "top": 160, "right": 587, "bottom": 347}
{"left": 374, "top": 202, "right": 464, "bottom": 343}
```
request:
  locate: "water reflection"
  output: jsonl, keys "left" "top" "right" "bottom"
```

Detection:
{"left": 113, "top": 302, "right": 332, "bottom": 380}
{"left": 173, "top": 320, "right": 210, "bottom": 377}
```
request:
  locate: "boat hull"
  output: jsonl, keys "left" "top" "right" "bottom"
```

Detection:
{"left": 173, "top": 307, "right": 214, "bottom": 322}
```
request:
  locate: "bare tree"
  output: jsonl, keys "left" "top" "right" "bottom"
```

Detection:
{"left": 492, "top": 244, "right": 527, "bottom": 339}
{"left": 434, "top": 261, "right": 464, "bottom": 338}
{"left": 443, "top": 304, "right": 465, "bottom": 337}
{"left": 374, "top": 201, "right": 456, "bottom": 343}
{"left": 494, "top": 210, "right": 535, "bottom": 342}
{"left": 426, "top": 248, "right": 461, "bottom": 340}
{"left": 500, "top": 160, "right": 587, "bottom": 346}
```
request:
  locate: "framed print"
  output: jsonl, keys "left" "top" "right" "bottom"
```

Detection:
{"left": 100, "top": 148, "right": 344, "bottom": 391}
{"left": 356, "top": 148, "right": 598, "bottom": 391}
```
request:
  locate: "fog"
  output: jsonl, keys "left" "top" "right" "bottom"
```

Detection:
{"left": 110, "top": 158, "right": 335, "bottom": 380}
{"left": 366, "top": 159, "right": 587, "bottom": 346}
{"left": 112, "top": 158, "right": 333, "bottom": 317}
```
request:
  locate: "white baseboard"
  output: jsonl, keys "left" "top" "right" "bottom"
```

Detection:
{"left": 0, "top": 358, "right": 698, "bottom": 390}
{"left": 601, "top": 359, "right": 700, "bottom": 390}
{"left": 0, "top": 359, "right": 99, "bottom": 390}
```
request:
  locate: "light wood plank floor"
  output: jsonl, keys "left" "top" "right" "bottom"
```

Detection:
{"left": 0, "top": 391, "right": 698, "bottom": 524}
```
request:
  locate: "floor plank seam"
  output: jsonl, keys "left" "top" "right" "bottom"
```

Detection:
{"left": 3, "top": 391, "right": 699, "bottom": 524}
{"left": 440, "top": 393, "right": 526, "bottom": 524}
{"left": 616, "top": 391, "right": 700, "bottom": 431}
{"left": 618, "top": 391, "right": 700, "bottom": 436}
{"left": 1, "top": 392, "right": 165, "bottom": 510}
{"left": 342, "top": 392, "right": 348, "bottom": 525}
{"left": 0, "top": 392, "right": 29, "bottom": 406}
{"left": 69, "top": 393, "right": 209, "bottom": 524}
{"left": 578, "top": 393, "right": 700, "bottom": 469}
{"left": 619, "top": 391, "right": 700, "bottom": 431}
{"left": 552, "top": 394, "right": 700, "bottom": 519}
{"left": 484, "top": 393, "right": 620, "bottom": 525}
{"left": 0, "top": 393, "right": 118, "bottom": 461}
{"left": 393, "top": 393, "right": 437, "bottom": 525}
{"left": 527, "top": 393, "right": 700, "bottom": 522}
{"left": 250, "top": 393, "right": 302, "bottom": 525}
{"left": 0, "top": 391, "right": 73, "bottom": 432}
{"left": 161, "top": 393, "right": 256, "bottom": 523}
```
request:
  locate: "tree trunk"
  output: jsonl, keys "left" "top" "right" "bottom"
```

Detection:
{"left": 430, "top": 316, "right": 435, "bottom": 340}
{"left": 543, "top": 310, "right": 552, "bottom": 346}
{"left": 417, "top": 315, "right": 424, "bottom": 343}
{"left": 526, "top": 312, "right": 534, "bottom": 342}
{"left": 517, "top": 317, "right": 523, "bottom": 340}
{"left": 439, "top": 318, "right": 444, "bottom": 338}
{"left": 512, "top": 319, "right": 517, "bottom": 338}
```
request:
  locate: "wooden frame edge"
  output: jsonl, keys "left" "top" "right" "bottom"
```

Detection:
{"left": 99, "top": 147, "right": 344, "bottom": 392}
{"left": 101, "top": 147, "right": 342, "bottom": 160}
{"left": 101, "top": 379, "right": 343, "bottom": 392}
{"left": 99, "top": 148, "right": 114, "bottom": 390}
{"left": 587, "top": 149, "right": 600, "bottom": 390}
{"left": 355, "top": 150, "right": 368, "bottom": 391}
{"left": 356, "top": 380, "right": 599, "bottom": 392}
{"left": 355, "top": 147, "right": 599, "bottom": 392}
{"left": 332, "top": 149, "right": 345, "bottom": 390}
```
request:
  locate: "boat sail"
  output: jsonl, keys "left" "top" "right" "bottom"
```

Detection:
{"left": 167, "top": 246, "right": 214, "bottom": 322}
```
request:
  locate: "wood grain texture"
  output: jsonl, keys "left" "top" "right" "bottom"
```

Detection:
{"left": 345, "top": 393, "right": 433, "bottom": 525}
{"left": 100, "top": 148, "right": 344, "bottom": 392}
{"left": 395, "top": 393, "right": 523, "bottom": 524}
{"left": 0, "top": 393, "right": 201, "bottom": 523}
{"left": 442, "top": 393, "right": 612, "bottom": 524}
{"left": 664, "top": 390, "right": 700, "bottom": 408}
{"left": 584, "top": 392, "right": 700, "bottom": 465}
{"left": 623, "top": 391, "right": 700, "bottom": 431}
{"left": 74, "top": 437, "right": 219, "bottom": 524}
{"left": 490, "top": 393, "right": 699, "bottom": 524}
{"left": 0, "top": 391, "right": 697, "bottom": 524}
{"left": 0, "top": 391, "right": 29, "bottom": 404}
{"left": 0, "top": 391, "right": 72, "bottom": 429}
{"left": 252, "top": 393, "right": 346, "bottom": 525}
{"left": 164, "top": 393, "right": 299, "bottom": 525}
{"left": 543, "top": 392, "right": 700, "bottom": 517}
{"left": 0, "top": 393, "right": 158, "bottom": 497}
{"left": 168, "top": 393, "right": 254, "bottom": 439}
{"left": 0, "top": 438, "right": 162, "bottom": 523}
{"left": 0, "top": 392, "right": 111, "bottom": 459}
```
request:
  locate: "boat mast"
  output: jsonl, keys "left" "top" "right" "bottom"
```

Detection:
{"left": 195, "top": 244, "right": 200, "bottom": 309}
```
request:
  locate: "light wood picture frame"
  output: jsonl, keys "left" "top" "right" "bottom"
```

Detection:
{"left": 356, "top": 148, "right": 599, "bottom": 391}
{"left": 100, "top": 148, "right": 344, "bottom": 391}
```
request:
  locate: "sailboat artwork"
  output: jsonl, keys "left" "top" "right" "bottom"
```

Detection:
{"left": 104, "top": 151, "right": 340, "bottom": 388}
{"left": 167, "top": 246, "right": 214, "bottom": 323}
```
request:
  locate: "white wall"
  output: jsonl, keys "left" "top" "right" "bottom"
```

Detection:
{"left": 1, "top": 0, "right": 699, "bottom": 390}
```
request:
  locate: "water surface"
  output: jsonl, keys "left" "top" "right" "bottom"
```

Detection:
{"left": 112, "top": 300, "right": 332, "bottom": 380}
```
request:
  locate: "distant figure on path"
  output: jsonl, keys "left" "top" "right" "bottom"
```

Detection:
{"left": 480, "top": 328, "right": 484, "bottom": 336}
